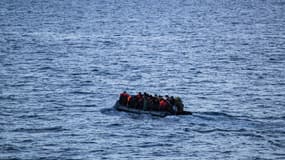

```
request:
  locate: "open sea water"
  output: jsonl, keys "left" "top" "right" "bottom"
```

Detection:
{"left": 1, "top": 0, "right": 285, "bottom": 159}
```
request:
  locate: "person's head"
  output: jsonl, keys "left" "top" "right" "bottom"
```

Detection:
{"left": 175, "top": 97, "right": 182, "bottom": 102}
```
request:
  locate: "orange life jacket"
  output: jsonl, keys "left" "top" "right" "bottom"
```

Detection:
{"left": 159, "top": 100, "right": 167, "bottom": 109}
{"left": 127, "top": 95, "right": 131, "bottom": 104}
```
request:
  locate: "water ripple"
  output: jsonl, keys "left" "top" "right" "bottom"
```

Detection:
{"left": 1, "top": 0, "right": 284, "bottom": 159}
{"left": 12, "top": 126, "right": 67, "bottom": 133}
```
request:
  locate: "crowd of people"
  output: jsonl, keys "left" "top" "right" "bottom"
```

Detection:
{"left": 119, "top": 91, "right": 184, "bottom": 114}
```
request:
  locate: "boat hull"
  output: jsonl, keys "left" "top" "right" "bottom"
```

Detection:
{"left": 113, "top": 101, "right": 192, "bottom": 117}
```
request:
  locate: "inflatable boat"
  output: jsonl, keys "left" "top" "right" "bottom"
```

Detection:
{"left": 114, "top": 101, "right": 192, "bottom": 117}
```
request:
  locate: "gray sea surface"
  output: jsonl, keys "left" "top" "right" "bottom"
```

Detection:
{"left": 0, "top": 0, "right": 285, "bottom": 159}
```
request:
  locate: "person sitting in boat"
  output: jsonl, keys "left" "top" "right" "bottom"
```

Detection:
{"left": 174, "top": 97, "right": 184, "bottom": 113}
{"left": 127, "top": 94, "right": 132, "bottom": 106}
{"left": 165, "top": 95, "right": 171, "bottom": 108}
{"left": 119, "top": 91, "right": 129, "bottom": 105}
{"left": 169, "top": 96, "right": 176, "bottom": 106}
{"left": 159, "top": 97, "right": 169, "bottom": 111}
{"left": 143, "top": 93, "right": 148, "bottom": 111}
{"left": 148, "top": 95, "right": 157, "bottom": 111}
{"left": 152, "top": 95, "right": 160, "bottom": 111}
{"left": 136, "top": 92, "right": 143, "bottom": 109}
{"left": 127, "top": 95, "right": 137, "bottom": 108}
{"left": 143, "top": 94, "right": 152, "bottom": 111}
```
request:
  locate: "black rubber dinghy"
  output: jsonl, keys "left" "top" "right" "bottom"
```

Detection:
{"left": 114, "top": 101, "right": 192, "bottom": 117}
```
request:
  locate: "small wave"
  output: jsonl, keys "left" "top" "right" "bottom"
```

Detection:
{"left": 12, "top": 126, "right": 66, "bottom": 133}
{"left": 55, "top": 103, "right": 97, "bottom": 108}
{"left": 21, "top": 139, "right": 33, "bottom": 143}
{"left": 0, "top": 112, "right": 12, "bottom": 117}
{"left": 237, "top": 132, "right": 264, "bottom": 139}
{"left": 106, "top": 123, "right": 123, "bottom": 127}
{"left": 0, "top": 95, "right": 18, "bottom": 101}
{"left": 70, "top": 72, "right": 89, "bottom": 76}
{"left": 256, "top": 116, "right": 285, "bottom": 121}
{"left": 138, "top": 142, "right": 174, "bottom": 148}
{"left": 193, "top": 128, "right": 247, "bottom": 134}
{"left": 196, "top": 111, "right": 235, "bottom": 118}
{"left": 74, "top": 104, "right": 97, "bottom": 108}
{"left": 17, "top": 114, "right": 40, "bottom": 119}
{"left": 101, "top": 40, "right": 117, "bottom": 46}
{"left": 272, "top": 1, "right": 285, "bottom": 6}
{"left": 0, "top": 144, "right": 21, "bottom": 153}
{"left": 1, "top": 157, "right": 22, "bottom": 160}
{"left": 90, "top": 149, "right": 105, "bottom": 153}
{"left": 195, "top": 111, "right": 285, "bottom": 124}
{"left": 91, "top": 68, "right": 99, "bottom": 72}
{"left": 268, "top": 139, "right": 284, "bottom": 148}
{"left": 100, "top": 108, "right": 118, "bottom": 116}
{"left": 69, "top": 91, "right": 95, "bottom": 95}
{"left": 37, "top": 66, "right": 55, "bottom": 71}
{"left": 193, "top": 111, "right": 260, "bottom": 122}
{"left": 191, "top": 111, "right": 238, "bottom": 122}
